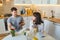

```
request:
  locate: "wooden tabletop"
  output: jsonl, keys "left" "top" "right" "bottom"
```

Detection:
{"left": 48, "top": 17, "right": 60, "bottom": 24}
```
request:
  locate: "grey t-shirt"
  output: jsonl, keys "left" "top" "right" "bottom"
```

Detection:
{"left": 7, "top": 15, "right": 23, "bottom": 32}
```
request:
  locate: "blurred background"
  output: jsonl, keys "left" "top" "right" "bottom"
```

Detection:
{"left": 0, "top": 0, "right": 60, "bottom": 40}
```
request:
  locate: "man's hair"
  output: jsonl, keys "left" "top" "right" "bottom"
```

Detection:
{"left": 11, "top": 7, "right": 17, "bottom": 12}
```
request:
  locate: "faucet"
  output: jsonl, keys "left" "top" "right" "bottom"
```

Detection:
{"left": 51, "top": 10, "right": 55, "bottom": 18}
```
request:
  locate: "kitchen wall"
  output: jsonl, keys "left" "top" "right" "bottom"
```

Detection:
{"left": 0, "top": 4, "right": 60, "bottom": 19}
{"left": 39, "top": 6, "right": 60, "bottom": 19}
{"left": 0, "top": 0, "right": 14, "bottom": 15}
{"left": 0, "top": 5, "right": 4, "bottom": 15}
{"left": 10, "top": 0, "right": 60, "bottom": 19}
{"left": 3, "top": 0, "right": 14, "bottom": 14}
{"left": 14, "top": 5, "right": 60, "bottom": 19}
{"left": 0, "top": 0, "right": 60, "bottom": 18}
{"left": 57, "top": 0, "right": 60, "bottom": 4}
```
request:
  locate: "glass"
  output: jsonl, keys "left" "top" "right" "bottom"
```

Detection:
{"left": 10, "top": 29, "right": 15, "bottom": 37}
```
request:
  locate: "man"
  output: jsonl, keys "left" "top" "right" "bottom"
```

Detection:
{"left": 7, "top": 7, "right": 25, "bottom": 32}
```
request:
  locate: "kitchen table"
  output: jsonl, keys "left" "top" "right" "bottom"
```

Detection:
{"left": 2, "top": 32, "right": 55, "bottom": 40}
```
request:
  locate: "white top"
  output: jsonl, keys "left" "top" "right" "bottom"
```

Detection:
{"left": 29, "top": 20, "right": 44, "bottom": 32}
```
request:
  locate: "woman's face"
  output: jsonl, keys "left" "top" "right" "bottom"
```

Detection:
{"left": 32, "top": 16, "right": 36, "bottom": 22}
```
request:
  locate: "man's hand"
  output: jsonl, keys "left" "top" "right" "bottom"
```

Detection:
{"left": 10, "top": 26, "right": 15, "bottom": 30}
{"left": 19, "top": 21, "right": 25, "bottom": 27}
{"left": 8, "top": 23, "right": 15, "bottom": 30}
{"left": 20, "top": 22, "right": 25, "bottom": 27}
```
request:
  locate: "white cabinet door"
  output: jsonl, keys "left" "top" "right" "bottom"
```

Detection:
{"left": 0, "top": 19, "right": 5, "bottom": 34}
{"left": 54, "top": 23, "right": 60, "bottom": 40}
{"left": 44, "top": 19, "right": 55, "bottom": 36}
{"left": 44, "top": 19, "right": 60, "bottom": 40}
{"left": 23, "top": 17, "right": 32, "bottom": 28}
{"left": 44, "top": 20, "right": 50, "bottom": 33}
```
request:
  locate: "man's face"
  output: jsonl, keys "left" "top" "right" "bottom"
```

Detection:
{"left": 12, "top": 10, "right": 17, "bottom": 16}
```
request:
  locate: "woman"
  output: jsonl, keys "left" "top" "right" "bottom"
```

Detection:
{"left": 30, "top": 12, "right": 44, "bottom": 33}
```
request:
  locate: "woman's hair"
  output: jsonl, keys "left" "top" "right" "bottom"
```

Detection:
{"left": 33, "top": 12, "right": 43, "bottom": 25}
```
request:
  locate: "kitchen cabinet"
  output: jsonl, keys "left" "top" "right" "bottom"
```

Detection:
{"left": 0, "top": 19, "right": 9, "bottom": 34}
{"left": 54, "top": 23, "right": 60, "bottom": 40}
{"left": 0, "top": 19, "right": 5, "bottom": 34}
{"left": 44, "top": 19, "right": 55, "bottom": 35}
{"left": 44, "top": 19, "right": 60, "bottom": 40}
{"left": 23, "top": 16, "right": 32, "bottom": 28}
{"left": 14, "top": 0, "right": 57, "bottom": 4}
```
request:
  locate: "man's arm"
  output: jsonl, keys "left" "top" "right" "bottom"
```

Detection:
{"left": 7, "top": 23, "right": 15, "bottom": 30}
{"left": 7, "top": 18, "right": 15, "bottom": 30}
{"left": 19, "top": 17, "right": 25, "bottom": 27}
{"left": 19, "top": 20, "right": 25, "bottom": 27}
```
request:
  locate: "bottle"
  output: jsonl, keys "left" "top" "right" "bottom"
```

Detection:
{"left": 24, "top": 32, "right": 26, "bottom": 36}
{"left": 10, "top": 29, "right": 15, "bottom": 37}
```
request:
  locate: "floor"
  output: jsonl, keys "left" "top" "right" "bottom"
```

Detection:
{"left": 0, "top": 33, "right": 9, "bottom": 40}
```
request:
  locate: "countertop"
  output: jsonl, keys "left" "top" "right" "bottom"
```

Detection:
{"left": 44, "top": 17, "right": 60, "bottom": 24}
